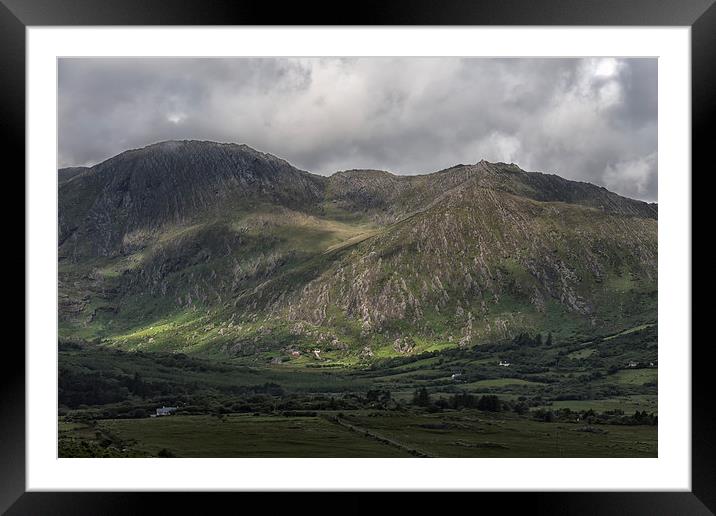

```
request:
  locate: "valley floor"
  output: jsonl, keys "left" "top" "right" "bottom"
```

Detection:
{"left": 58, "top": 323, "right": 658, "bottom": 458}
{"left": 59, "top": 410, "right": 656, "bottom": 458}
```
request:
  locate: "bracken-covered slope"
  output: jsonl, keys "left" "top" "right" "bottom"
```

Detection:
{"left": 58, "top": 140, "right": 657, "bottom": 361}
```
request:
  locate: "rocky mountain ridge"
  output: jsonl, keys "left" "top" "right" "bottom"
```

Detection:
{"left": 58, "top": 140, "right": 657, "bottom": 360}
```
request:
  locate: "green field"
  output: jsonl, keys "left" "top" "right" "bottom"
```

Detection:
{"left": 59, "top": 411, "right": 656, "bottom": 458}
{"left": 341, "top": 411, "right": 656, "bottom": 458}
{"left": 611, "top": 369, "right": 658, "bottom": 385}
{"left": 461, "top": 378, "right": 544, "bottom": 389}
{"left": 97, "top": 415, "right": 412, "bottom": 457}
{"left": 58, "top": 324, "right": 658, "bottom": 458}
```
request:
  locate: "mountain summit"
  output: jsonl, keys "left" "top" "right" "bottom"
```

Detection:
{"left": 59, "top": 141, "right": 657, "bottom": 359}
{"left": 59, "top": 141, "right": 325, "bottom": 256}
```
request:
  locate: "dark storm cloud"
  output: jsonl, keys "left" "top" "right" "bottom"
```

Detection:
{"left": 58, "top": 57, "right": 657, "bottom": 201}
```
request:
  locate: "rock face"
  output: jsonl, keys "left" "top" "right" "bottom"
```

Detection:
{"left": 58, "top": 140, "right": 657, "bottom": 355}
{"left": 59, "top": 141, "right": 325, "bottom": 258}
{"left": 324, "top": 161, "right": 657, "bottom": 223}
{"left": 58, "top": 166, "right": 90, "bottom": 185}
{"left": 283, "top": 180, "right": 656, "bottom": 328}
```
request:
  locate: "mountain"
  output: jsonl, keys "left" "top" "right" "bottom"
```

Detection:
{"left": 59, "top": 141, "right": 325, "bottom": 258}
{"left": 58, "top": 140, "right": 657, "bottom": 361}
{"left": 58, "top": 166, "right": 90, "bottom": 184}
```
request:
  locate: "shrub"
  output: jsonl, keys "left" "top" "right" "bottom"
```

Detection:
{"left": 477, "top": 395, "right": 502, "bottom": 412}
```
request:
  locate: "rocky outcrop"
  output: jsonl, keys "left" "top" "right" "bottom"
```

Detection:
{"left": 59, "top": 140, "right": 326, "bottom": 258}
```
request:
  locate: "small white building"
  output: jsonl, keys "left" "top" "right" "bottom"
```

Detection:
{"left": 498, "top": 360, "right": 511, "bottom": 367}
{"left": 156, "top": 406, "right": 177, "bottom": 417}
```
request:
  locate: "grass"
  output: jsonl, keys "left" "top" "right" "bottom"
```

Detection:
{"left": 94, "top": 414, "right": 412, "bottom": 458}
{"left": 567, "top": 348, "right": 596, "bottom": 359}
{"left": 342, "top": 410, "right": 656, "bottom": 458}
{"left": 61, "top": 410, "right": 656, "bottom": 458}
{"left": 610, "top": 369, "right": 658, "bottom": 386}
{"left": 602, "top": 323, "right": 656, "bottom": 341}
{"left": 460, "top": 378, "right": 544, "bottom": 389}
{"left": 58, "top": 324, "right": 659, "bottom": 457}
{"left": 544, "top": 396, "right": 657, "bottom": 414}
{"left": 59, "top": 344, "right": 376, "bottom": 395}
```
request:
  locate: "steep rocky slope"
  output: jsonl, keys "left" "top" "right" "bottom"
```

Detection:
{"left": 323, "top": 161, "right": 657, "bottom": 223}
{"left": 279, "top": 182, "right": 656, "bottom": 346}
{"left": 58, "top": 166, "right": 90, "bottom": 184}
{"left": 59, "top": 141, "right": 325, "bottom": 258}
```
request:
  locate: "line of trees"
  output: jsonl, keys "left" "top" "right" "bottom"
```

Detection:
{"left": 512, "top": 332, "right": 553, "bottom": 347}
{"left": 412, "top": 387, "right": 503, "bottom": 412}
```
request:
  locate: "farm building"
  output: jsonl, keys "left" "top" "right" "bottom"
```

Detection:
{"left": 156, "top": 406, "right": 177, "bottom": 416}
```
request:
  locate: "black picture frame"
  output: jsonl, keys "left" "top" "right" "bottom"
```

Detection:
{"left": 4, "top": 0, "right": 711, "bottom": 513}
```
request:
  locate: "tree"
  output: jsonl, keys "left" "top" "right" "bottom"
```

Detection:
{"left": 533, "top": 409, "right": 554, "bottom": 422}
{"left": 130, "top": 372, "right": 146, "bottom": 398}
{"left": 367, "top": 389, "right": 391, "bottom": 403}
{"left": 130, "top": 408, "right": 148, "bottom": 418}
{"left": 477, "top": 395, "right": 501, "bottom": 412}
{"left": 450, "top": 391, "right": 477, "bottom": 409}
{"left": 546, "top": 332, "right": 553, "bottom": 346}
{"left": 413, "top": 387, "right": 430, "bottom": 407}
{"left": 513, "top": 402, "right": 529, "bottom": 415}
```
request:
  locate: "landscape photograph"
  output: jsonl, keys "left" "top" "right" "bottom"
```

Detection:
{"left": 57, "top": 57, "right": 658, "bottom": 458}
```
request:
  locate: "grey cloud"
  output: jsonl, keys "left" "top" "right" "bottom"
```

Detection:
{"left": 58, "top": 57, "right": 657, "bottom": 201}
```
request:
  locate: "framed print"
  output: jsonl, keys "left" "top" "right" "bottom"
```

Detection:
{"left": 4, "top": 0, "right": 712, "bottom": 513}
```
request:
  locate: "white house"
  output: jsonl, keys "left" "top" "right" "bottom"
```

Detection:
{"left": 498, "top": 360, "right": 511, "bottom": 367}
{"left": 156, "top": 406, "right": 177, "bottom": 416}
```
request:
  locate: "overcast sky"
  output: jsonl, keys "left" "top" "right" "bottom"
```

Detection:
{"left": 58, "top": 57, "right": 657, "bottom": 201}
